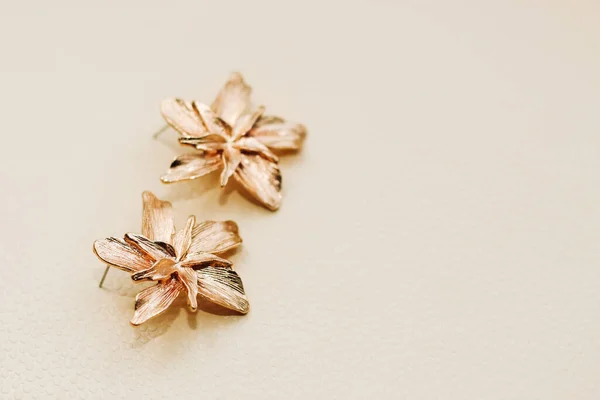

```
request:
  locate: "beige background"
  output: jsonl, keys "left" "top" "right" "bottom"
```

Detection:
{"left": 0, "top": 1, "right": 599, "bottom": 399}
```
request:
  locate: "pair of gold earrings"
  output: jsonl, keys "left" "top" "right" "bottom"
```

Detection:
{"left": 93, "top": 72, "right": 306, "bottom": 326}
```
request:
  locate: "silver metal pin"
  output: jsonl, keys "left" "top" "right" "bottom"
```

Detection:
{"left": 98, "top": 266, "right": 110, "bottom": 288}
{"left": 153, "top": 124, "right": 170, "bottom": 139}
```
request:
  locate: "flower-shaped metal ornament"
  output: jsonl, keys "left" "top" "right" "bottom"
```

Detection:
{"left": 93, "top": 191, "right": 249, "bottom": 326}
{"left": 160, "top": 72, "right": 306, "bottom": 211}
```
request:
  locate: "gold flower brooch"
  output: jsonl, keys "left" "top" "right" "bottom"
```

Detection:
{"left": 159, "top": 72, "right": 306, "bottom": 211}
{"left": 93, "top": 192, "right": 248, "bottom": 325}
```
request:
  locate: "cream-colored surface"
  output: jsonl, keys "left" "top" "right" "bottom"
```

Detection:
{"left": 1, "top": 1, "right": 599, "bottom": 399}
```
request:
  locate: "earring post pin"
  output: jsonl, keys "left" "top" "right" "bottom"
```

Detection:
{"left": 153, "top": 124, "right": 169, "bottom": 139}
{"left": 98, "top": 265, "right": 110, "bottom": 288}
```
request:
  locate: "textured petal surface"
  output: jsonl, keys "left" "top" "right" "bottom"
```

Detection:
{"left": 197, "top": 267, "right": 249, "bottom": 314}
{"left": 130, "top": 278, "right": 183, "bottom": 326}
{"left": 161, "top": 153, "right": 223, "bottom": 183}
{"left": 179, "top": 134, "right": 226, "bottom": 151}
{"left": 161, "top": 98, "right": 208, "bottom": 138}
{"left": 172, "top": 216, "right": 195, "bottom": 261}
{"left": 93, "top": 238, "right": 153, "bottom": 273}
{"left": 124, "top": 233, "right": 171, "bottom": 261}
{"left": 177, "top": 267, "right": 199, "bottom": 311}
{"left": 232, "top": 106, "right": 264, "bottom": 140}
{"left": 249, "top": 116, "right": 307, "bottom": 151}
{"left": 220, "top": 147, "right": 242, "bottom": 187}
{"left": 131, "top": 258, "right": 177, "bottom": 282}
{"left": 141, "top": 191, "right": 174, "bottom": 243}
{"left": 189, "top": 221, "right": 242, "bottom": 254}
{"left": 235, "top": 137, "right": 278, "bottom": 162}
{"left": 234, "top": 154, "right": 282, "bottom": 211}
{"left": 192, "top": 102, "right": 229, "bottom": 138}
{"left": 211, "top": 72, "right": 252, "bottom": 127}
{"left": 180, "top": 251, "right": 233, "bottom": 269}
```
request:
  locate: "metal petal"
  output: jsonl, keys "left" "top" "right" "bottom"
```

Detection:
{"left": 220, "top": 147, "right": 242, "bottom": 187}
{"left": 179, "top": 134, "right": 226, "bottom": 151}
{"left": 177, "top": 267, "right": 199, "bottom": 311}
{"left": 172, "top": 216, "right": 195, "bottom": 261}
{"left": 192, "top": 101, "right": 230, "bottom": 138}
{"left": 253, "top": 115, "right": 285, "bottom": 127}
{"left": 124, "top": 233, "right": 172, "bottom": 261}
{"left": 235, "top": 137, "right": 279, "bottom": 162}
{"left": 234, "top": 154, "right": 282, "bottom": 211}
{"left": 131, "top": 258, "right": 177, "bottom": 282}
{"left": 161, "top": 98, "right": 209, "bottom": 138}
{"left": 130, "top": 278, "right": 183, "bottom": 326}
{"left": 197, "top": 267, "right": 249, "bottom": 314}
{"left": 141, "top": 191, "right": 174, "bottom": 244}
{"left": 161, "top": 153, "right": 223, "bottom": 183}
{"left": 93, "top": 238, "right": 153, "bottom": 273}
{"left": 189, "top": 220, "right": 242, "bottom": 254}
{"left": 180, "top": 251, "right": 233, "bottom": 269}
{"left": 249, "top": 116, "right": 307, "bottom": 151}
{"left": 231, "top": 106, "right": 265, "bottom": 141}
{"left": 154, "top": 242, "right": 177, "bottom": 257}
{"left": 211, "top": 72, "right": 252, "bottom": 128}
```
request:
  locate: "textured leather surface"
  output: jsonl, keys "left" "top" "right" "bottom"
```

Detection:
{"left": 0, "top": 1, "right": 599, "bottom": 399}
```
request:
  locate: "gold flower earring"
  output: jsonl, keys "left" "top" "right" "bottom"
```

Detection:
{"left": 156, "top": 72, "right": 306, "bottom": 211}
{"left": 93, "top": 191, "right": 249, "bottom": 326}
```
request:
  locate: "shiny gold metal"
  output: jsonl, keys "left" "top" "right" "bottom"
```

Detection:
{"left": 160, "top": 72, "right": 306, "bottom": 211}
{"left": 93, "top": 191, "right": 248, "bottom": 325}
